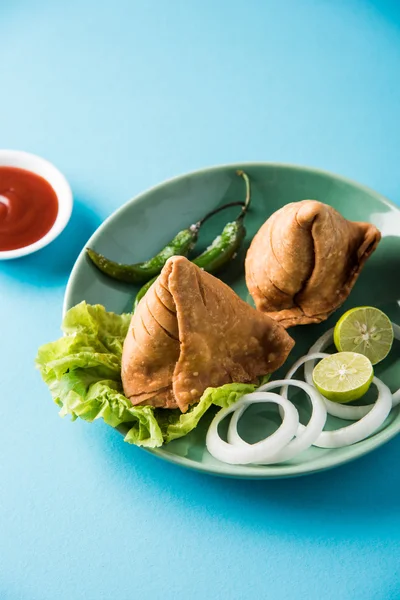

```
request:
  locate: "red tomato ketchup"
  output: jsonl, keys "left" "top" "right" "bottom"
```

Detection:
{"left": 0, "top": 167, "right": 59, "bottom": 251}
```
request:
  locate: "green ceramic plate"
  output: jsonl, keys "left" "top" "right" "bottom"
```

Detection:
{"left": 64, "top": 163, "right": 400, "bottom": 478}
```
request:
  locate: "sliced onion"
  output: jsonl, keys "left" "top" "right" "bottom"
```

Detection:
{"left": 206, "top": 320, "right": 399, "bottom": 466}
{"left": 304, "top": 322, "right": 400, "bottom": 415}
{"left": 306, "top": 327, "right": 335, "bottom": 354}
{"left": 392, "top": 322, "right": 400, "bottom": 340}
{"left": 304, "top": 328, "right": 372, "bottom": 420}
{"left": 299, "top": 377, "right": 392, "bottom": 448}
{"left": 392, "top": 323, "right": 400, "bottom": 405}
{"left": 393, "top": 389, "right": 400, "bottom": 406}
{"left": 287, "top": 351, "right": 371, "bottom": 420}
{"left": 281, "top": 352, "right": 331, "bottom": 399}
{"left": 303, "top": 328, "right": 334, "bottom": 390}
{"left": 206, "top": 392, "right": 299, "bottom": 465}
{"left": 228, "top": 379, "right": 327, "bottom": 464}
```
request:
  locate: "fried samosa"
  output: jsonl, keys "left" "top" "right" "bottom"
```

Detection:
{"left": 245, "top": 200, "right": 381, "bottom": 328}
{"left": 122, "top": 256, "right": 294, "bottom": 412}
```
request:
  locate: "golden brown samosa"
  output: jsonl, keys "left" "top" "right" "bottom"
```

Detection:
{"left": 122, "top": 256, "right": 294, "bottom": 412}
{"left": 245, "top": 200, "right": 381, "bottom": 328}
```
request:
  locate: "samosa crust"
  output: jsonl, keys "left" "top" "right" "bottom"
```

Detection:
{"left": 122, "top": 256, "right": 294, "bottom": 412}
{"left": 245, "top": 200, "right": 381, "bottom": 328}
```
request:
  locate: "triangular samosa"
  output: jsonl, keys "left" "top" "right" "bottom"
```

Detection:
{"left": 245, "top": 200, "right": 381, "bottom": 328}
{"left": 122, "top": 256, "right": 294, "bottom": 412}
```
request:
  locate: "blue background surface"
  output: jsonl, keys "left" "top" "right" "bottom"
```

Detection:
{"left": 1, "top": 1, "right": 400, "bottom": 599}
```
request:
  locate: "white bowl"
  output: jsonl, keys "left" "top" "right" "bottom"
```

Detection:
{"left": 0, "top": 149, "right": 73, "bottom": 259}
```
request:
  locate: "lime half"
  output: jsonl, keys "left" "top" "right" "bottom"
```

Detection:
{"left": 333, "top": 306, "right": 393, "bottom": 365}
{"left": 313, "top": 352, "right": 374, "bottom": 403}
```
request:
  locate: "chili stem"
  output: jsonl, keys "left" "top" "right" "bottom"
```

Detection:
{"left": 236, "top": 170, "right": 251, "bottom": 218}
{"left": 194, "top": 201, "right": 245, "bottom": 230}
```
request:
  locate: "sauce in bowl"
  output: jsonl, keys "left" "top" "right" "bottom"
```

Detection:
{"left": 0, "top": 166, "right": 59, "bottom": 251}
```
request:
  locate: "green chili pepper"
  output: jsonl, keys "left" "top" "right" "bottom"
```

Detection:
{"left": 132, "top": 202, "right": 247, "bottom": 309}
{"left": 133, "top": 170, "right": 251, "bottom": 310}
{"left": 192, "top": 170, "right": 251, "bottom": 273}
{"left": 86, "top": 226, "right": 198, "bottom": 284}
{"left": 192, "top": 219, "right": 246, "bottom": 273}
{"left": 132, "top": 220, "right": 245, "bottom": 310}
{"left": 87, "top": 190, "right": 248, "bottom": 285}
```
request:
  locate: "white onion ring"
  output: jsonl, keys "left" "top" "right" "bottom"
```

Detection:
{"left": 393, "top": 323, "right": 400, "bottom": 403}
{"left": 298, "top": 377, "right": 392, "bottom": 448}
{"left": 206, "top": 320, "right": 399, "bottom": 465}
{"left": 304, "top": 328, "right": 370, "bottom": 419}
{"left": 285, "top": 351, "right": 371, "bottom": 420}
{"left": 206, "top": 392, "right": 299, "bottom": 465}
{"left": 228, "top": 379, "right": 327, "bottom": 464}
{"left": 306, "top": 327, "right": 335, "bottom": 355}
{"left": 392, "top": 322, "right": 400, "bottom": 340}
{"left": 304, "top": 323, "right": 400, "bottom": 418}
{"left": 281, "top": 352, "right": 331, "bottom": 401}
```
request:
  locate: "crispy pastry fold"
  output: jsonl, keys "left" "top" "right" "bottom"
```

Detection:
{"left": 245, "top": 200, "right": 381, "bottom": 328}
{"left": 122, "top": 256, "right": 294, "bottom": 412}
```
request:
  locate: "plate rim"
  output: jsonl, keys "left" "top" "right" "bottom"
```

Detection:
{"left": 63, "top": 161, "right": 399, "bottom": 315}
{"left": 146, "top": 413, "right": 400, "bottom": 478}
{"left": 63, "top": 161, "right": 400, "bottom": 479}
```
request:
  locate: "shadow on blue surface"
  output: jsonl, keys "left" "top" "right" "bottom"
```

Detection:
{"left": 0, "top": 198, "right": 102, "bottom": 287}
{"left": 90, "top": 420, "right": 400, "bottom": 538}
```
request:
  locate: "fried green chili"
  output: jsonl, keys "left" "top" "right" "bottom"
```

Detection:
{"left": 86, "top": 225, "right": 199, "bottom": 284}
{"left": 87, "top": 189, "right": 248, "bottom": 284}
{"left": 133, "top": 169, "right": 251, "bottom": 310}
{"left": 192, "top": 170, "right": 251, "bottom": 274}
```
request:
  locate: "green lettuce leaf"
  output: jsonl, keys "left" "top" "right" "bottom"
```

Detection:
{"left": 36, "top": 301, "right": 266, "bottom": 448}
